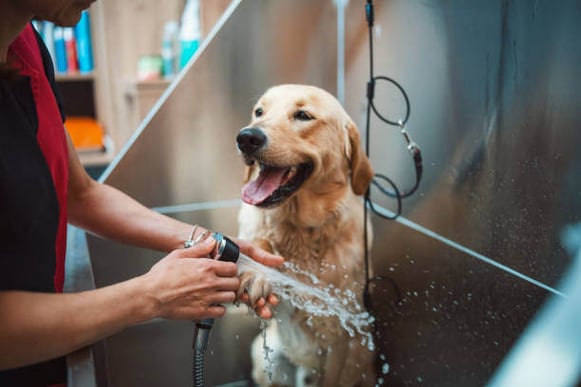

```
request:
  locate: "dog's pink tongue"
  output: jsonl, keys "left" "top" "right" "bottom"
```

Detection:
{"left": 242, "top": 167, "right": 288, "bottom": 205}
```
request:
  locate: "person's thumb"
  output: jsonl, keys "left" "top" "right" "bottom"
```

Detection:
{"left": 180, "top": 234, "right": 216, "bottom": 258}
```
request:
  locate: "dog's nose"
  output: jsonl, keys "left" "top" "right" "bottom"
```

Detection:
{"left": 237, "top": 127, "right": 267, "bottom": 155}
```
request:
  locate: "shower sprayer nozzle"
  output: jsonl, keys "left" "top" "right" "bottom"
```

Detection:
{"left": 211, "top": 232, "right": 240, "bottom": 263}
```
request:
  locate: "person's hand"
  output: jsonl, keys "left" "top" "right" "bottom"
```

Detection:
{"left": 231, "top": 237, "right": 284, "bottom": 320}
{"left": 142, "top": 235, "right": 240, "bottom": 321}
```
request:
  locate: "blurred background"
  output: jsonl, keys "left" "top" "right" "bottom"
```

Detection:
{"left": 59, "top": 0, "right": 581, "bottom": 385}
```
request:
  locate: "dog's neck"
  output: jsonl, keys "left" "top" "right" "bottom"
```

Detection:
{"left": 270, "top": 180, "right": 352, "bottom": 227}
{"left": 264, "top": 187, "right": 362, "bottom": 253}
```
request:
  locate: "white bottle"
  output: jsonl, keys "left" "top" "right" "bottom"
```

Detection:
{"left": 179, "top": 0, "right": 202, "bottom": 70}
{"left": 162, "top": 21, "right": 179, "bottom": 78}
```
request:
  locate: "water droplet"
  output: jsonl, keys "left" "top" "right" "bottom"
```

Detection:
{"left": 382, "top": 362, "right": 390, "bottom": 374}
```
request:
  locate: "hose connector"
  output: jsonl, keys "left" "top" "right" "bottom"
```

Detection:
{"left": 193, "top": 318, "right": 214, "bottom": 352}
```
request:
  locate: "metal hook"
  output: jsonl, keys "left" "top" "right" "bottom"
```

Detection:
{"left": 399, "top": 122, "right": 420, "bottom": 157}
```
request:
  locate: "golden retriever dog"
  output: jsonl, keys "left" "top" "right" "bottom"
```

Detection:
{"left": 235, "top": 84, "right": 376, "bottom": 386}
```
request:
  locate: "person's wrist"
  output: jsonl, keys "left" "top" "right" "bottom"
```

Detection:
{"left": 122, "top": 274, "right": 160, "bottom": 322}
{"left": 184, "top": 225, "right": 212, "bottom": 248}
{"left": 183, "top": 225, "right": 199, "bottom": 248}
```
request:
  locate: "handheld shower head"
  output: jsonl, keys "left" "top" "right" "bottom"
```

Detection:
{"left": 192, "top": 232, "right": 241, "bottom": 386}
{"left": 211, "top": 232, "right": 240, "bottom": 263}
{"left": 194, "top": 232, "right": 240, "bottom": 340}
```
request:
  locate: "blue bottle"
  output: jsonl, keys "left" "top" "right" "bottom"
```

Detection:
{"left": 179, "top": 0, "right": 202, "bottom": 70}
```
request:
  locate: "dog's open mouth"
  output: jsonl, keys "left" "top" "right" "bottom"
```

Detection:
{"left": 241, "top": 161, "right": 314, "bottom": 207}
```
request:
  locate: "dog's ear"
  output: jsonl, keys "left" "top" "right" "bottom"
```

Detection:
{"left": 345, "top": 120, "right": 374, "bottom": 195}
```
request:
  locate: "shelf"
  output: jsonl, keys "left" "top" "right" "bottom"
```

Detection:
{"left": 55, "top": 72, "right": 95, "bottom": 82}
{"left": 124, "top": 78, "right": 172, "bottom": 130}
{"left": 78, "top": 149, "right": 114, "bottom": 167}
{"left": 125, "top": 78, "right": 171, "bottom": 96}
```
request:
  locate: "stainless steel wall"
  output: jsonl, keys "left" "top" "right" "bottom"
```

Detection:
{"left": 85, "top": 0, "right": 581, "bottom": 386}
{"left": 348, "top": 1, "right": 581, "bottom": 386}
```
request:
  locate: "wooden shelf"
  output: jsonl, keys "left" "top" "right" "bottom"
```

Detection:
{"left": 78, "top": 149, "right": 114, "bottom": 167}
{"left": 56, "top": 0, "right": 232, "bottom": 167}
{"left": 124, "top": 78, "right": 171, "bottom": 129}
{"left": 55, "top": 72, "right": 95, "bottom": 82}
{"left": 125, "top": 78, "right": 171, "bottom": 96}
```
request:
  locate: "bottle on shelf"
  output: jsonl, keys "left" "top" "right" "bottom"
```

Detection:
{"left": 53, "top": 26, "right": 68, "bottom": 74}
{"left": 162, "top": 21, "right": 179, "bottom": 79}
{"left": 63, "top": 27, "right": 79, "bottom": 73}
{"left": 75, "top": 11, "right": 94, "bottom": 73}
{"left": 178, "top": 0, "right": 202, "bottom": 70}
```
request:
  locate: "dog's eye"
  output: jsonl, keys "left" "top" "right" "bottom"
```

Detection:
{"left": 254, "top": 108, "right": 264, "bottom": 117}
{"left": 294, "top": 110, "right": 314, "bottom": 121}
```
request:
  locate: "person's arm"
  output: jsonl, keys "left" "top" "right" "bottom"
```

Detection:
{"left": 0, "top": 239, "right": 238, "bottom": 370}
{"left": 65, "top": 132, "right": 282, "bottom": 317}
{"left": 65, "top": 132, "right": 283, "bottom": 267}
{"left": 66, "top": 134, "right": 194, "bottom": 251}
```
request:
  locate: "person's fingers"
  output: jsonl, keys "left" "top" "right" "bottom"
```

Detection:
{"left": 177, "top": 235, "right": 216, "bottom": 258}
{"left": 210, "top": 291, "right": 237, "bottom": 305}
{"left": 255, "top": 305, "right": 273, "bottom": 320}
{"left": 237, "top": 292, "right": 248, "bottom": 303}
{"left": 205, "top": 304, "right": 227, "bottom": 318}
{"left": 254, "top": 297, "right": 266, "bottom": 308}
{"left": 212, "top": 276, "right": 240, "bottom": 292}
{"left": 234, "top": 291, "right": 278, "bottom": 320}
{"left": 211, "top": 261, "right": 238, "bottom": 278}
{"left": 234, "top": 238, "right": 284, "bottom": 267}
{"left": 237, "top": 291, "right": 278, "bottom": 306}
{"left": 266, "top": 294, "right": 279, "bottom": 306}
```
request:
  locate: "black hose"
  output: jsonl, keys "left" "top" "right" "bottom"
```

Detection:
{"left": 193, "top": 348, "right": 204, "bottom": 387}
{"left": 192, "top": 320, "right": 213, "bottom": 387}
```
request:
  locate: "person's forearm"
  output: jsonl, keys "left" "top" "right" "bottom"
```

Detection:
{"left": 0, "top": 275, "right": 155, "bottom": 370}
{"left": 65, "top": 132, "right": 194, "bottom": 252}
{"left": 68, "top": 179, "right": 193, "bottom": 252}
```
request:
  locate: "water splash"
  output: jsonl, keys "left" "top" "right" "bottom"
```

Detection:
{"left": 259, "top": 319, "right": 275, "bottom": 380}
{"left": 237, "top": 253, "right": 375, "bottom": 351}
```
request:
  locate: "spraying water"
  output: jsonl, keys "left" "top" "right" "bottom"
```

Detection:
{"left": 236, "top": 252, "right": 376, "bottom": 351}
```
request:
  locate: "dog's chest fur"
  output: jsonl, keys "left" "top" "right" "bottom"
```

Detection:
{"left": 238, "top": 193, "right": 368, "bottom": 364}
{"left": 239, "top": 194, "right": 367, "bottom": 290}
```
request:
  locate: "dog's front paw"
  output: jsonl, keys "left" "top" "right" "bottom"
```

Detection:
{"left": 238, "top": 270, "right": 273, "bottom": 307}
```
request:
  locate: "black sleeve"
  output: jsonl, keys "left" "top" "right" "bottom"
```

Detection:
{"left": 32, "top": 23, "right": 66, "bottom": 123}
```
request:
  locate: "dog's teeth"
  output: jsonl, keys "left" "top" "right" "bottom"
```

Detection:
{"left": 283, "top": 166, "right": 298, "bottom": 182}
